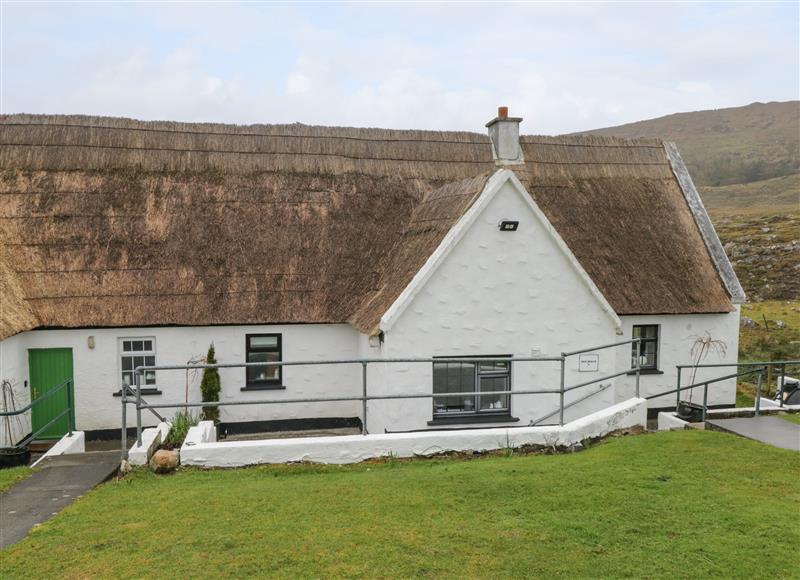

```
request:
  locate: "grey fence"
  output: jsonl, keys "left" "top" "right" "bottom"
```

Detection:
{"left": 121, "top": 338, "right": 643, "bottom": 460}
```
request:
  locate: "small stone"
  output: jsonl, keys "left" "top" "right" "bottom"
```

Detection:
{"left": 775, "top": 320, "right": 786, "bottom": 329}
{"left": 149, "top": 450, "right": 180, "bottom": 474}
{"left": 119, "top": 460, "right": 132, "bottom": 474}
{"left": 740, "top": 316, "right": 758, "bottom": 328}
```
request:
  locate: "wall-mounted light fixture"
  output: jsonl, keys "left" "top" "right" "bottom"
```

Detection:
{"left": 499, "top": 220, "right": 519, "bottom": 232}
{"left": 87, "top": 336, "right": 95, "bottom": 349}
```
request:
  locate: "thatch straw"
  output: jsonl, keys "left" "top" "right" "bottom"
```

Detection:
{"left": 0, "top": 114, "right": 733, "bottom": 339}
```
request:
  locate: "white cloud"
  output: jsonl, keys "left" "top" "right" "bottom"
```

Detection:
{"left": 1, "top": 2, "right": 797, "bottom": 133}
{"left": 286, "top": 73, "right": 312, "bottom": 96}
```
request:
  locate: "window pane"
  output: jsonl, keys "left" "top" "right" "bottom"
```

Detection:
{"left": 247, "top": 351, "right": 281, "bottom": 382}
{"left": 145, "top": 356, "right": 155, "bottom": 367}
{"left": 479, "top": 361, "right": 509, "bottom": 373}
{"left": 122, "top": 371, "right": 133, "bottom": 386}
{"left": 143, "top": 340, "right": 153, "bottom": 351}
{"left": 249, "top": 336, "right": 278, "bottom": 349}
{"left": 479, "top": 376, "right": 509, "bottom": 411}
{"left": 122, "top": 357, "right": 132, "bottom": 371}
{"left": 433, "top": 362, "right": 476, "bottom": 414}
{"left": 144, "top": 371, "right": 156, "bottom": 385}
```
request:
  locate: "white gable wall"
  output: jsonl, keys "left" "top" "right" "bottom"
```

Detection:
{"left": 365, "top": 176, "right": 621, "bottom": 433}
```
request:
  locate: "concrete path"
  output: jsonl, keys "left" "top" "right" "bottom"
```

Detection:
{"left": 0, "top": 451, "right": 119, "bottom": 548}
{"left": 706, "top": 416, "right": 800, "bottom": 452}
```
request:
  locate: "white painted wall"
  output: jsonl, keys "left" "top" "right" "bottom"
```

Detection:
{"left": 0, "top": 333, "right": 31, "bottom": 446}
{"left": 615, "top": 307, "right": 741, "bottom": 408}
{"left": 181, "top": 398, "right": 647, "bottom": 467}
{"left": 366, "top": 177, "right": 621, "bottom": 433}
{"left": 0, "top": 324, "right": 362, "bottom": 433}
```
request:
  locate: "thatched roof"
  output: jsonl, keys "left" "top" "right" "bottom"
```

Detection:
{"left": 0, "top": 114, "right": 734, "bottom": 339}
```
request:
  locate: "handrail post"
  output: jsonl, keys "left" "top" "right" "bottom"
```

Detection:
{"left": 779, "top": 363, "right": 786, "bottom": 408}
{"left": 754, "top": 369, "right": 763, "bottom": 416}
{"left": 702, "top": 382, "right": 708, "bottom": 422}
{"left": 361, "top": 362, "right": 368, "bottom": 435}
{"left": 135, "top": 371, "right": 142, "bottom": 447}
{"left": 559, "top": 355, "right": 566, "bottom": 426}
{"left": 634, "top": 338, "right": 641, "bottom": 398}
{"left": 66, "top": 379, "right": 73, "bottom": 437}
{"left": 675, "top": 366, "right": 682, "bottom": 411}
{"left": 121, "top": 384, "right": 128, "bottom": 462}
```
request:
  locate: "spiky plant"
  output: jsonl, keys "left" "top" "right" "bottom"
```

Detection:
{"left": 687, "top": 332, "right": 728, "bottom": 403}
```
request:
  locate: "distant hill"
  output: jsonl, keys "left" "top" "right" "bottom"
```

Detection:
{"left": 577, "top": 101, "right": 799, "bottom": 187}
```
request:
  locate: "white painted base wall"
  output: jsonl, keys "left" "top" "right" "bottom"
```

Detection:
{"left": 31, "top": 431, "right": 85, "bottom": 467}
{"left": 180, "top": 398, "right": 647, "bottom": 467}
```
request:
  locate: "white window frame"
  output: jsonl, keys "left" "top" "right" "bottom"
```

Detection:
{"left": 118, "top": 337, "right": 158, "bottom": 392}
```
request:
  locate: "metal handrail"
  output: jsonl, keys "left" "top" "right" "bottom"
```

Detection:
{"left": 530, "top": 382, "right": 613, "bottom": 426}
{"left": 122, "top": 339, "right": 643, "bottom": 459}
{"left": 676, "top": 361, "right": 800, "bottom": 369}
{"left": 562, "top": 338, "right": 641, "bottom": 358}
{"left": 1, "top": 378, "right": 74, "bottom": 449}
{"left": 131, "top": 356, "right": 564, "bottom": 372}
{"left": 17, "top": 407, "right": 72, "bottom": 448}
{"left": 0, "top": 377, "right": 72, "bottom": 416}
{"left": 645, "top": 368, "right": 765, "bottom": 400}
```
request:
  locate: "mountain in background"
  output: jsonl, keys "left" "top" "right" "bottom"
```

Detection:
{"left": 577, "top": 101, "right": 799, "bottom": 188}
{"left": 577, "top": 100, "right": 798, "bottom": 302}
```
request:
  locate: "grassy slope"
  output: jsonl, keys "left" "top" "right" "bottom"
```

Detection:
{"left": 2, "top": 431, "right": 799, "bottom": 579}
{"left": 0, "top": 466, "right": 32, "bottom": 493}
{"left": 701, "top": 174, "right": 800, "bottom": 217}
{"left": 737, "top": 301, "right": 800, "bottom": 405}
{"left": 579, "top": 101, "right": 799, "bottom": 186}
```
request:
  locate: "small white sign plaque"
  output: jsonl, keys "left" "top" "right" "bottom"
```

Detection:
{"left": 578, "top": 354, "right": 599, "bottom": 372}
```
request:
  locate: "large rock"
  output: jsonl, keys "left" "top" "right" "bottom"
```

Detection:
{"left": 149, "top": 449, "right": 180, "bottom": 474}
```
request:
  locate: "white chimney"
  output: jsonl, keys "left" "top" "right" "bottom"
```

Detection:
{"left": 486, "top": 106, "right": 524, "bottom": 165}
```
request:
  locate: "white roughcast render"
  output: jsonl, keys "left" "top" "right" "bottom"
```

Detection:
{"left": 180, "top": 398, "right": 647, "bottom": 467}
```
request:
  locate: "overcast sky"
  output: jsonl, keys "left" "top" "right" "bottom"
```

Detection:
{"left": 1, "top": 1, "right": 797, "bottom": 134}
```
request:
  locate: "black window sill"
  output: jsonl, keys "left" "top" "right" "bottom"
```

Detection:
{"left": 113, "top": 389, "right": 162, "bottom": 397}
{"left": 627, "top": 369, "right": 664, "bottom": 376}
{"left": 241, "top": 384, "right": 286, "bottom": 392}
{"left": 428, "top": 415, "right": 519, "bottom": 426}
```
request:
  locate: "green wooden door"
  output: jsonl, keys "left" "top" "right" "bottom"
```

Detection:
{"left": 28, "top": 348, "right": 74, "bottom": 440}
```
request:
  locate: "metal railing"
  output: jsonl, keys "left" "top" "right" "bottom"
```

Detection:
{"left": 665, "top": 360, "right": 800, "bottom": 420}
{"left": 0, "top": 378, "right": 74, "bottom": 449}
{"left": 121, "top": 338, "right": 642, "bottom": 460}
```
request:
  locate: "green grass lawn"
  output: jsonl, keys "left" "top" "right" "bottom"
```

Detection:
{"left": 0, "top": 466, "right": 32, "bottom": 493}
{"left": 778, "top": 413, "right": 800, "bottom": 425}
{"left": 2, "top": 430, "right": 799, "bottom": 579}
